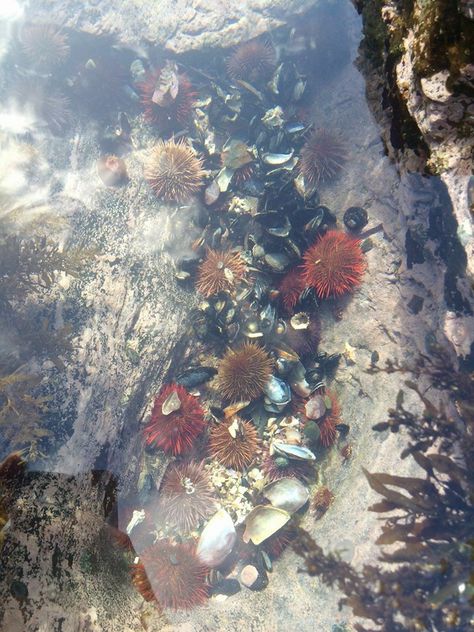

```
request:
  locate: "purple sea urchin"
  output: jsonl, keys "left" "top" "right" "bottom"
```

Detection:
{"left": 298, "top": 129, "right": 347, "bottom": 187}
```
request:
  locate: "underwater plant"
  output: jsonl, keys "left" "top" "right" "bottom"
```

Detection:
{"left": 144, "top": 138, "right": 205, "bottom": 203}
{"left": 97, "top": 155, "right": 128, "bottom": 187}
{"left": 158, "top": 461, "right": 216, "bottom": 533}
{"left": 298, "top": 129, "right": 347, "bottom": 187}
{"left": 302, "top": 230, "right": 366, "bottom": 299}
{"left": 293, "top": 351, "right": 474, "bottom": 631}
{"left": 209, "top": 417, "right": 260, "bottom": 471}
{"left": 144, "top": 383, "right": 206, "bottom": 456}
{"left": 196, "top": 248, "right": 246, "bottom": 297}
{"left": 0, "top": 235, "right": 86, "bottom": 304}
{"left": 138, "top": 65, "right": 196, "bottom": 130}
{"left": 226, "top": 39, "right": 276, "bottom": 83}
{"left": 132, "top": 539, "right": 208, "bottom": 609}
{"left": 19, "top": 23, "right": 70, "bottom": 70}
{"left": 217, "top": 342, "right": 273, "bottom": 402}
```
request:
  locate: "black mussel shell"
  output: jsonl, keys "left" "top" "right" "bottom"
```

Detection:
{"left": 343, "top": 206, "right": 368, "bottom": 232}
{"left": 176, "top": 366, "right": 218, "bottom": 389}
{"left": 254, "top": 212, "right": 291, "bottom": 238}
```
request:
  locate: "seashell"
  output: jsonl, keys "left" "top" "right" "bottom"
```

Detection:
{"left": 176, "top": 366, "right": 217, "bottom": 389}
{"left": 243, "top": 505, "right": 291, "bottom": 545}
{"left": 289, "top": 360, "right": 312, "bottom": 397}
{"left": 262, "top": 151, "right": 294, "bottom": 165}
{"left": 216, "top": 167, "right": 234, "bottom": 192}
{"left": 204, "top": 180, "right": 220, "bottom": 205}
{"left": 161, "top": 390, "right": 181, "bottom": 415}
{"left": 284, "top": 121, "right": 306, "bottom": 134}
{"left": 223, "top": 401, "right": 251, "bottom": 418}
{"left": 304, "top": 394, "right": 326, "bottom": 420}
{"left": 254, "top": 212, "right": 291, "bottom": 238}
{"left": 272, "top": 441, "right": 316, "bottom": 461}
{"left": 261, "top": 105, "right": 285, "bottom": 128}
{"left": 197, "top": 509, "right": 236, "bottom": 568}
{"left": 262, "top": 477, "right": 309, "bottom": 513}
{"left": 264, "top": 376, "right": 291, "bottom": 405}
{"left": 290, "top": 312, "right": 310, "bottom": 330}
{"left": 264, "top": 253, "right": 290, "bottom": 272}
{"left": 242, "top": 319, "right": 264, "bottom": 339}
{"left": 265, "top": 157, "right": 299, "bottom": 176}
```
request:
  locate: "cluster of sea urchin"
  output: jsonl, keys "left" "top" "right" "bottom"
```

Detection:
{"left": 217, "top": 342, "right": 273, "bottom": 402}
{"left": 138, "top": 68, "right": 196, "bottom": 130}
{"left": 209, "top": 417, "right": 260, "bottom": 471}
{"left": 298, "top": 129, "right": 347, "bottom": 187}
{"left": 196, "top": 248, "right": 247, "bottom": 297}
{"left": 144, "top": 138, "right": 204, "bottom": 203}
{"left": 302, "top": 230, "right": 366, "bottom": 299}
{"left": 227, "top": 39, "right": 276, "bottom": 83}
{"left": 144, "top": 383, "right": 206, "bottom": 456}
{"left": 132, "top": 539, "right": 208, "bottom": 610}
{"left": 158, "top": 461, "right": 216, "bottom": 533}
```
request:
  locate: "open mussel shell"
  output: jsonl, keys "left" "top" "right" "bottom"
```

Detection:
{"left": 197, "top": 509, "right": 236, "bottom": 568}
{"left": 272, "top": 440, "right": 316, "bottom": 462}
{"left": 243, "top": 505, "right": 291, "bottom": 545}
{"left": 262, "top": 478, "right": 309, "bottom": 514}
{"left": 254, "top": 212, "right": 291, "bottom": 238}
{"left": 289, "top": 360, "right": 313, "bottom": 397}
{"left": 263, "top": 376, "right": 291, "bottom": 414}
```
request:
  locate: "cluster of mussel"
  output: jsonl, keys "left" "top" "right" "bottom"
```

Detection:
{"left": 115, "top": 35, "right": 371, "bottom": 611}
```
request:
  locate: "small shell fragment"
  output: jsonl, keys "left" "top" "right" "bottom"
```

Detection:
{"left": 161, "top": 390, "right": 181, "bottom": 415}
{"left": 290, "top": 312, "right": 310, "bottom": 330}
{"left": 243, "top": 505, "right": 291, "bottom": 545}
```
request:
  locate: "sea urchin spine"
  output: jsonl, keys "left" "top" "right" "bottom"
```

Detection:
{"left": 302, "top": 230, "right": 366, "bottom": 299}
{"left": 144, "top": 383, "right": 206, "bottom": 456}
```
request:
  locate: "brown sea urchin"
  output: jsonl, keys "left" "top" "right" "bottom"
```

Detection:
{"left": 217, "top": 342, "right": 273, "bottom": 402}
{"left": 20, "top": 23, "right": 70, "bottom": 70}
{"left": 144, "top": 138, "right": 204, "bottom": 203}
{"left": 158, "top": 461, "right": 216, "bottom": 533}
{"left": 298, "top": 129, "right": 347, "bottom": 187}
{"left": 132, "top": 539, "right": 208, "bottom": 609}
{"left": 196, "top": 248, "right": 246, "bottom": 297}
{"left": 227, "top": 39, "right": 276, "bottom": 83}
{"left": 209, "top": 417, "right": 260, "bottom": 471}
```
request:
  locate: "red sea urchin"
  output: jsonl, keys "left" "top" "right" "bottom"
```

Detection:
{"left": 298, "top": 129, "right": 347, "bottom": 187}
{"left": 158, "top": 461, "right": 216, "bottom": 533}
{"left": 144, "top": 138, "right": 204, "bottom": 203}
{"left": 278, "top": 267, "right": 306, "bottom": 314}
{"left": 196, "top": 248, "right": 247, "bottom": 297}
{"left": 138, "top": 66, "right": 196, "bottom": 130}
{"left": 227, "top": 39, "right": 276, "bottom": 83}
{"left": 317, "top": 390, "right": 341, "bottom": 448}
{"left": 217, "top": 342, "right": 273, "bottom": 402}
{"left": 302, "top": 230, "right": 366, "bottom": 299}
{"left": 132, "top": 539, "right": 208, "bottom": 609}
{"left": 144, "top": 384, "right": 206, "bottom": 456}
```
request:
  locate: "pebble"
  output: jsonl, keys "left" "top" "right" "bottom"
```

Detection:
{"left": 240, "top": 565, "right": 259, "bottom": 588}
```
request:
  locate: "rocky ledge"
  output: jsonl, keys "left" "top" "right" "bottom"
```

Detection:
{"left": 27, "top": 0, "right": 317, "bottom": 53}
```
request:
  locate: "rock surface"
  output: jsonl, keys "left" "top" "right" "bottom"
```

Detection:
{"left": 27, "top": 0, "right": 318, "bottom": 53}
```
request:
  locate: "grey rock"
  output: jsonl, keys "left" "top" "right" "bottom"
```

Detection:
{"left": 28, "top": 0, "right": 318, "bottom": 53}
